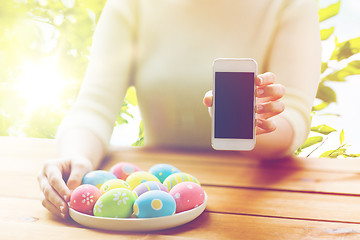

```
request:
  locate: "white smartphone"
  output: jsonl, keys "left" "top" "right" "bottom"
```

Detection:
{"left": 211, "top": 58, "right": 257, "bottom": 151}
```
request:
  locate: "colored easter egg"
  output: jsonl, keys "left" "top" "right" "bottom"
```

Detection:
{"left": 163, "top": 172, "right": 200, "bottom": 191}
{"left": 93, "top": 188, "right": 136, "bottom": 218}
{"left": 169, "top": 182, "right": 205, "bottom": 213}
{"left": 148, "top": 164, "right": 181, "bottom": 183}
{"left": 100, "top": 179, "right": 132, "bottom": 195}
{"left": 82, "top": 170, "right": 117, "bottom": 189}
{"left": 110, "top": 162, "right": 142, "bottom": 180}
{"left": 126, "top": 171, "right": 160, "bottom": 190}
{"left": 133, "top": 190, "right": 176, "bottom": 218}
{"left": 133, "top": 181, "right": 168, "bottom": 198}
{"left": 70, "top": 184, "right": 102, "bottom": 215}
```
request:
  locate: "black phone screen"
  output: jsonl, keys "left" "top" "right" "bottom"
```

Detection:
{"left": 214, "top": 72, "right": 254, "bottom": 139}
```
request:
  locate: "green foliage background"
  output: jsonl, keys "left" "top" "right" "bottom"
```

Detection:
{"left": 295, "top": 1, "right": 360, "bottom": 158}
{"left": 0, "top": 0, "right": 359, "bottom": 156}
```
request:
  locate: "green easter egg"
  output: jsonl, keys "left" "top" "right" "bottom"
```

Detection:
{"left": 93, "top": 188, "right": 136, "bottom": 218}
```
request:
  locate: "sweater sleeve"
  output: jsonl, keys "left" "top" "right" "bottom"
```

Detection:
{"left": 266, "top": 0, "right": 321, "bottom": 155}
{"left": 56, "top": 0, "right": 137, "bottom": 149}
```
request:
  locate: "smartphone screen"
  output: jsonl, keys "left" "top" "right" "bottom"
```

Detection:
{"left": 214, "top": 72, "right": 254, "bottom": 139}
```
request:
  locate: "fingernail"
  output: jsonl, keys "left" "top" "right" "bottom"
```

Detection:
{"left": 64, "top": 195, "right": 68, "bottom": 202}
{"left": 257, "top": 119, "right": 263, "bottom": 125}
{"left": 60, "top": 205, "right": 65, "bottom": 213}
{"left": 257, "top": 89, "right": 264, "bottom": 95}
{"left": 258, "top": 77, "right": 263, "bottom": 85}
{"left": 257, "top": 105, "right": 264, "bottom": 112}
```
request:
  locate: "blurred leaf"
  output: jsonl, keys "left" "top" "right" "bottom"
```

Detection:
{"left": 22, "top": 106, "right": 65, "bottom": 139}
{"left": 0, "top": 112, "right": 11, "bottom": 136}
{"left": 331, "top": 37, "right": 360, "bottom": 61}
{"left": 115, "top": 102, "right": 133, "bottom": 126}
{"left": 340, "top": 129, "right": 345, "bottom": 145}
{"left": 318, "top": 1, "right": 340, "bottom": 22}
{"left": 299, "top": 136, "right": 323, "bottom": 150}
{"left": 325, "top": 60, "right": 360, "bottom": 81}
{"left": 316, "top": 83, "right": 337, "bottom": 103}
{"left": 312, "top": 101, "right": 329, "bottom": 111}
{"left": 125, "top": 86, "right": 138, "bottom": 106}
{"left": 320, "top": 148, "right": 346, "bottom": 158}
{"left": 132, "top": 137, "right": 144, "bottom": 147}
{"left": 343, "top": 154, "right": 360, "bottom": 158}
{"left": 115, "top": 115, "right": 128, "bottom": 125}
{"left": 321, "top": 62, "right": 328, "bottom": 74}
{"left": 320, "top": 27, "right": 334, "bottom": 41}
{"left": 310, "top": 124, "right": 337, "bottom": 135}
{"left": 132, "top": 120, "right": 144, "bottom": 147}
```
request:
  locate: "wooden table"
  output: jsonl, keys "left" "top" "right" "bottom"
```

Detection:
{"left": 2, "top": 137, "right": 360, "bottom": 239}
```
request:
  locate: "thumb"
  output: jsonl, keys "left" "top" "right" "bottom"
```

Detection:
{"left": 203, "top": 90, "right": 213, "bottom": 107}
{"left": 203, "top": 91, "right": 213, "bottom": 118}
{"left": 66, "top": 162, "right": 92, "bottom": 191}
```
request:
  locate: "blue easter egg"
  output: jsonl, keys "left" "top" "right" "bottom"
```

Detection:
{"left": 82, "top": 170, "right": 117, "bottom": 189}
{"left": 148, "top": 164, "right": 181, "bottom": 183}
{"left": 133, "top": 190, "right": 176, "bottom": 218}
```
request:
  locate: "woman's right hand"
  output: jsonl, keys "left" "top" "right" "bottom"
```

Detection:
{"left": 37, "top": 156, "right": 93, "bottom": 219}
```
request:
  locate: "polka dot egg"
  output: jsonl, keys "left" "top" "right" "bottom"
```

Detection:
{"left": 133, "top": 181, "right": 168, "bottom": 198}
{"left": 148, "top": 163, "right": 181, "bottom": 183}
{"left": 126, "top": 171, "right": 160, "bottom": 190}
{"left": 93, "top": 188, "right": 136, "bottom": 218}
{"left": 100, "top": 179, "right": 131, "bottom": 195}
{"left": 110, "top": 162, "right": 142, "bottom": 180}
{"left": 133, "top": 190, "right": 176, "bottom": 218}
{"left": 82, "top": 170, "right": 117, "bottom": 189}
{"left": 70, "top": 184, "right": 102, "bottom": 215}
{"left": 169, "top": 182, "right": 205, "bottom": 213}
{"left": 163, "top": 172, "right": 200, "bottom": 192}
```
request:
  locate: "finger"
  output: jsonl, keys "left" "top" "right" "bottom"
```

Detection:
{"left": 256, "top": 101, "right": 285, "bottom": 119}
{"left": 208, "top": 107, "right": 213, "bottom": 118}
{"left": 45, "top": 165, "right": 71, "bottom": 202}
{"left": 40, "top": 192, "right": 67, "bottom": 219}
{"left": 256, "top": 72, "right": 276, "bottom": 87}
{"left": 256, "top": 119, "right": 276, "bottom": 135}
{"left": 203, "top": 90, "right": 213, "bottom": 107}
{"left": 66, "top": 161, "right": 92, "bottom": 191}
{"left": 40, "top": 176, "right": 68, "bottom": 217}
{"left": 256, "top": 84, "right": 286, "bottom": 101}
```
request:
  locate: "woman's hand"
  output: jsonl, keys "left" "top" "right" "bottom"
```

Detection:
{"left": 37, "top": 156, "right": 93, "bottom": 219}
{"left": 203, "top": 72, "right": 286, "bottom": 135}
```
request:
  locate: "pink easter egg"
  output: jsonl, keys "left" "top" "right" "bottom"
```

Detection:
{"left": 169, "top": 182, "right": 205, "bottom": 213}
{"left": 70, "top": 184, "right": 102, "bottom": 215}
{"left": 110, "top": 162, "right": 142, "bottom": 180}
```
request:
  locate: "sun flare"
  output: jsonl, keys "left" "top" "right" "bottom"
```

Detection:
{"left": 17, "top": 60, "right": 67, "bottom": 113}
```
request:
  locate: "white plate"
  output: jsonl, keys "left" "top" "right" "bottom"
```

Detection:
{"left": 69, "top": 194, "right": 207, "bottom": 232}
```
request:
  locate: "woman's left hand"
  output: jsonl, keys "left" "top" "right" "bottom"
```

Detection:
{"left": 203, "top": 72, "right": 286, "bottom": 135}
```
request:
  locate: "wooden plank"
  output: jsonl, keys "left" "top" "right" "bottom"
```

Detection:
{"left": 204, "top": 186, "right": 360, "bottom": 223}
{"left": 1, "top": 136, "right": 360, "bottom": 173}
{"left": 101, "top": 157, "right": 360, "bottom": 195}
{"left": 3, "top": 156, "right": 360, "bottom": 200}
{"left": 3, "top": 163, "right": 360, "bottom": 201}
{"left": 1, "top": 196, "right": 360, "bottom": 240}
{"left": 3, "top": 179, "right": 360, "bottom": 225}
{"left": 0, "top": 171, "right": 40, "bottom": 199}
{"left": 0, "top": 222, "right": 189, "bottom": 240}
{"left": 0, "top": 137, "right": 57, "bottom": 159}
{"left": 108, "top": 147, "right": 360, "bottom": 173}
